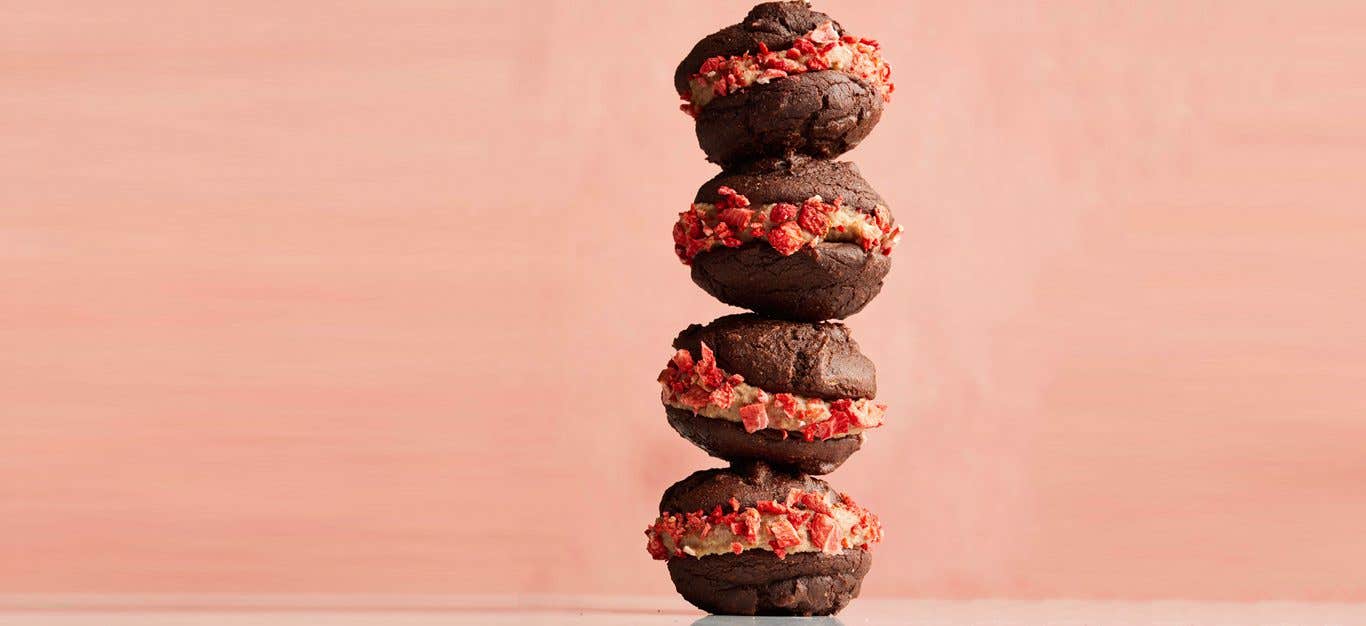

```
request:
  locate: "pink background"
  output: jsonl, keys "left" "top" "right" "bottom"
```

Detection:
{"left": 5, "top": 0, "right": 1366, "bottom": 601}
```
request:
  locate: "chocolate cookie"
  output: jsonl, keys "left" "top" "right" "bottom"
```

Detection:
{"left": 674, "top": 158, "right": 900, "bottom": 320}
{"left": 673, "top": 313, "right": 876, "bottom": 399}
{"left": 674, "top": 2, "right": 893, "bottom": 165}
{"left": 645, "top": 462, "right": 881, "bottom": 615}
{"left": 696, "top": 157, "right": 886, "bottom": 210}
{"left": 658, "top": 314, "right": 883, "bottom": 474}
{"left": 695, "top": 71, "right": 884, "bottom": 166}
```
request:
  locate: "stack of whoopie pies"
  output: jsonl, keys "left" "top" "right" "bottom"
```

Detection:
{"left": 646, "top": 1, "right": 899, "bottom": 616}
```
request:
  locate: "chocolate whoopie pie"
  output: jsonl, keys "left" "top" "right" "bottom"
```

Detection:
{"left": 658, "top": 314, "right": 884, "bottom": 474}
{"left": 675, "top": 1, "right": 893, "bottom": 165}
{"left": 645, "top": 461, "right": 881, "bottom": 616}
{"left": 673, "top": 157, "right": 901, "bottom": 321}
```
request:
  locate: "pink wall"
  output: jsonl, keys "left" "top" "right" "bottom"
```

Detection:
{"left": 5, "top": 0, "right": 1366, "bottom": 600}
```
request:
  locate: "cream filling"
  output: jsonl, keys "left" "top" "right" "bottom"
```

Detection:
{"left": 690, "top": 200, "right": 895, "bottom": 250}
{"left": 686, "top": 23, "right": 891, "bottom": 111}
{"left": 661, "top": 380, "right": 884, "bottom": 440}
{"left": 657, "top": 499, "right": 877, "bottom": 559}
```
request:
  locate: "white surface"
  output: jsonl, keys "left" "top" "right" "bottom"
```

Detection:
{"left": 3, "top": 595, "right": 1366, "bottom": 625}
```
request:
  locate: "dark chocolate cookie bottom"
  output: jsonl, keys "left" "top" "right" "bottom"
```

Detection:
{"left": 665, "top": 407, "right": 862, "bottom": 475}
{"left": 668, "top": 549, "right": 872, "bottom": 616}
{"left": 690, "top": 241, "right": 891, "bottom": 321}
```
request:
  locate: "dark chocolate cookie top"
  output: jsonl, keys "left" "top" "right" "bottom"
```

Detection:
{"left": 694, "top": 157, "right": 886, "bottom": 212}
{"left": 659, "top": 460, "right": 833, "bottom": 513}
{"left": 674, "top": 1, "right": 844, "bottom": 94}
{"left": 672, "top": 313, "right": 876, "bottom": 400}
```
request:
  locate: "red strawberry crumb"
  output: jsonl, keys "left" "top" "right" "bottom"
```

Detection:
{"left": 718, "top": 207, "right": 753, "bottom": 230}
{"left": 646, "top": 534, "right": 668, "bottom": 560}
{"left": 755, "top": 500, "right": 787, "bottom": 515}
{"left": 708, "top": 384, "right": 734, "bottom": 408}
{"left": 769, "top": 202, "right": 798, "bottom": 224}
{"left": 670, "top": 349, "right": 693, "bottom": 372}
{"left": 797, "top": 204, "right": 831, "bottom": 234}
{"left": 774, "top": 393, "right": 798, "bottom": 417}
{"left": 699, "top": 56, "right": 727, "bottom": 74}
{"left": 679, "top": 388, "right": 711, "bottom": 410}
{"left": 800, "top": 492, "right": 833, "bottom": 516}
{"left": 739, "top": 402, "right": 769, "bottom": 433}
{"left": 808, "top": 513, "right": 839, "bottom": 553}
{"left": 768, "top": 518, "right": 801, "bottom": 550}
{"left": 767, "top": 221, "right": 805, "bottom": 256}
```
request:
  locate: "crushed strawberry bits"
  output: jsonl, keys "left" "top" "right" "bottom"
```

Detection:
{"left": 659, "top": 344, "right": 885, "bottom": 441}
{"left": 680, "top": 21, "right": 893, "bottom": 116}
{"left": 646, "top": 489, "right": 882, "bottom": 560}
{"left": 673, "top": 186, "right": 902, "bottom": 264}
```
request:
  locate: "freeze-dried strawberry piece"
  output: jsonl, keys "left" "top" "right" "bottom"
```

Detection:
{"left": 698, "top": 56, "right": 727, "bottom": 75}
{"left": 808, "top": 513, "right": 840, "bottom": 554}
{"left": 769, "top": 202, "right": 798, "bottom": 224}
{"left": 792, "top": 38, "right": 817, "bottom": 55}
{"left": 774, "top": 393, "right": 798, "bottom": 418}
{"left": 715, "top": 186, "right": 750, "bottom": 209}
{"left": 731, "top": 542, "right": 744, "bottom": 555}
{"left": 708, "top": 384, "right": 734, "bottom": 408}
{"left": 767, "top": 221, "right": 805, "bottom": 256}
{"left": 802, "top": 419, "right": 836, "bottom": 441}
{"left": 695, "top": 343, "right": 724, "bottom": 388}
{"left": 718, "top": 207, "right": 754, "bottom": 231}
{"left": 768, "top": 517, "right": 801, "bottom": 550}
{"left": 729, "top": 497, "right": 741, "bottom": 513}
{"left": 730, "top": 508, "right": 761, "bottom": 543}
{"left": 799, "top": 492, "right": 833, "bottom": 516}
{"left": 755, "top": 500, "right": 787, "bottom": 515}
{"left": 670, "top": 349, "right": 694, "bottom": 372}
{"left": 786, "top": 509, "right": 811, "bottom": 529}
{"left": 739, "top": 402, "right": 769, "bottom": 433}
{"left": 671, "top": 221, "right": 689, "bottom": 247}
{"left": 684, "top": 511, "right": 710, "bottom": 537}
{"left": 797, "top": 204, "right": 831, "bottom": 235}
{"left": 828, "top": 399, "right": 855, "bottom": 427}
{"left": 678, "top": 387, "right": 712, "bottom": 410}
{"left": 683, "top": 238, "right": 709, "bottom": 261}
{"left": 646, "top": 533, "right": 669, "bottom": 560}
